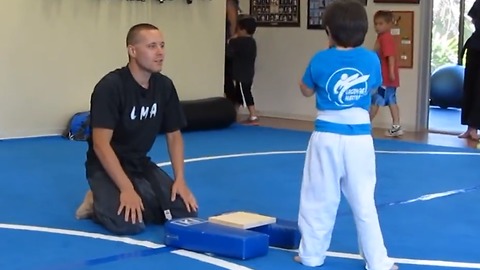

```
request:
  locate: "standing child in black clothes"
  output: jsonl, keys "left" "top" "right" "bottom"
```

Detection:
{"left": 227, "top": 16, "right": 259, "bottom": 125}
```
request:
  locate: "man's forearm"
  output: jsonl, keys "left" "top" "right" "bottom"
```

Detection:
{"left": 166, "top": 130, "right": 185, "bottom": 181}
{"left": 94, "top": 144, "right": 133, "bottom": 192}
{"left": 226, "top": 0, "right": 237, "bottom": 38}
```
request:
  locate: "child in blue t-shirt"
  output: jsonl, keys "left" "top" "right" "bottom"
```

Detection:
{"left": 294, "top": 1, "right": 398, "bottom": 270}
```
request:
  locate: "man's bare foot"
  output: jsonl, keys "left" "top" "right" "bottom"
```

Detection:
{"left": 470, "top": 131, "right": 479, "bottom": 141}
{"left": 75, "top": 190, "right": 94, "bottom": 219}
{"left": 293, "top": 255, "right": 301, "bottom": 263}
{"left": 458, "top": 128, "right": 479, "bottom": 141}
{"left": 391, "top": 264, "right": 399, "bottom": 270}
{"left": 458, "top": 131, "right": 471, "bottom": 138}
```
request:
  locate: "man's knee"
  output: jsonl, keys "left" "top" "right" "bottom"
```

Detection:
{"left": 111, "top": 222, "right": 145, "bottom": 236}
{"left": 110, "top": 222, "right": 145, "bottom": 236}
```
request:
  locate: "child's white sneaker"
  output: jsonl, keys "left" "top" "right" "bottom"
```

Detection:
{"left": 385, "top": 125, "right": 404, "bottom": 137}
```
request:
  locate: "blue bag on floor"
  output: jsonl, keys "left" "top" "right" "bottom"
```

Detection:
{"left": 64, "top": 111, "right": 91, "bottom": 141}
{"left": 164, "top": 217, "right": 269, "bottom": 260}
{"left": 249, "top": 219, "right": 301, "bottom": 249}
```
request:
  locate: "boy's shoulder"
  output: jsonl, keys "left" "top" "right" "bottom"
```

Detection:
{"left": 309, "top": 48, "right": 334, "bottom": 63}
{"left": 246, "top": 35, "right": 256, "bottom": 43}
{"left": 378, "top": 31, "right": 395, "bottom": 42}
{"left": 311, "top": 47, "right": 378, "bottom": 62}
{"left": 355, "top": 46, "right": 380, "bottom": 59}
{"left": 245, "top": 36, "right": 257, "bottom": 44}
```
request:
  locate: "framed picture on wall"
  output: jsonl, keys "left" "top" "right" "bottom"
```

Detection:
{"left": 307, "top": 0, "right": 367, "bottom": 30}
{"left": 373, "top": 0, "right": 419, "bottom": 3}
{"left": 250, "top": 0, "right": 300, "bottom": 27}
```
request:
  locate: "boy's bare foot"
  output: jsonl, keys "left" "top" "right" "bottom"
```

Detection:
{"left": 391, "top": 264, "right": 399, "bottom": 270}
{"left": 75, "top": 190, "right": 94, "bottom": 219}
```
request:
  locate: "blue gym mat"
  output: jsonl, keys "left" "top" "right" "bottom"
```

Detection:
{"left": 1, "top": 124, "right": 479, "bottom": 270}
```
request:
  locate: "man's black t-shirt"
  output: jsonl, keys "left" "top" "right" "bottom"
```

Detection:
{"left": 85, "top": 66, "right": 186, "bottom": 176}
{"left": 227, "top": 36, "right": 257, "bottom": 83}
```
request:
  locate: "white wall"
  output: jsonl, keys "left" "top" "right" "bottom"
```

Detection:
{"left": 0, "top": 0, "right": 225, "bottom": 139}
{"left": 239, "top": 0, "right": 426, "bottom": 131}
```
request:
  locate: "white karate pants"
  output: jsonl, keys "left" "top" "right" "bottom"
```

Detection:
{"left": 297, "top": 131, "right": 394, "bottom": 270}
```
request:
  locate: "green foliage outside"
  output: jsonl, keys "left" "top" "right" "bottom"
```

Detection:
{"left": 431, "top": 0, "right": 475, "bottom": 72}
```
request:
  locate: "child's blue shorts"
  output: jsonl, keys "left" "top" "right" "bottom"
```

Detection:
{"left": 372, "top": 86, "right": 397, "bottom": 106}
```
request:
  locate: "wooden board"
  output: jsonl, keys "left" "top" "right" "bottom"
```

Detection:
{"left": 391, "top": 11, "right": 414, "bottom": 69}
{"left": 208, "top": 212, "right": 276, "bottom": 229}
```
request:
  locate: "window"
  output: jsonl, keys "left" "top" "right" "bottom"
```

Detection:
{"left": 431, "top": 0, "right": 476, "bottom": 72}
{"left": 462, "top": 0, "right": 476, "bottom": 63}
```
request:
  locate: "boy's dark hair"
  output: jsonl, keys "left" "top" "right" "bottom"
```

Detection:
{"left": 374, "top": 10, "right": 394, "bottom": 23}
{"left": 322, "top": 0, "right": 368, "bottom": 48}
{"left": 126, "top": 23, "right": 159, "bottom": 46}
{"left": 237, "top": 15, "right": 257, "bottom": 35}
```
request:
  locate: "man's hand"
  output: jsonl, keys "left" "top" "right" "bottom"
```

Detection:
{"left": 171, "top": 178, "right": 198, "bottom": 213}
{"left": 118, "top": 188, "right": 144, "bottom": 224}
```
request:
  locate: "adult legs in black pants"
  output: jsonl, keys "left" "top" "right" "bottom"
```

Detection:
{"left": 224, "top": 57, "right": 239, "bottom": 110}
{"left": 459, "top": 48, "right": 480, "bottom": 141}
{"left": 86, "top": 162, "right": 197, "bottom": 235}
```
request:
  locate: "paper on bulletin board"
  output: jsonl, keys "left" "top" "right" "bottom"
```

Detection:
{"left": 391, "top": 28, "right": 401, "bottom": 36}
{"left": 391, "top": 11, "right": 414, "bottom": 69}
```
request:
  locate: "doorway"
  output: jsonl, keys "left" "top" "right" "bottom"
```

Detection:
{"left": 428, "top": 0, "right": 476, "bottom": 134}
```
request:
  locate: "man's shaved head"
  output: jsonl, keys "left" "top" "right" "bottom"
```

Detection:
{"left": 126, "top": 23, "right": 159, "bottom": 46}
{"left": 125, "top": 23, "right": 165, "bottom": 73}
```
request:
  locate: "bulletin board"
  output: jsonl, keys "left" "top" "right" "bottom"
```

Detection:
{"left": 250, "top": 0, "right": 300, "bottom": 27}
{"left": 391, "top": 11, "right": 414, "bottom": 69}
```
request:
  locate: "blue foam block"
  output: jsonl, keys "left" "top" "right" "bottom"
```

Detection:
{"left": 164, "top": 217, "right": 269, "bottom": 260}
{"left": 249, "top": 219, "right": 301, "bottom": 249}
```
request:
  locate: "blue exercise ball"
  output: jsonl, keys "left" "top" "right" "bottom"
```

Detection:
{"left": 429, "top": 64, "right": 465, "bottom": 109}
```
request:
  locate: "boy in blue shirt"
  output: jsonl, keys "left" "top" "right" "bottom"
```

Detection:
{"left": 294, "top": 1, "right": 398, "bottom": 269}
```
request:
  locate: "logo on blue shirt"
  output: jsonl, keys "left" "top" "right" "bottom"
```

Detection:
{"left": 325, "top": 68, "right": 370, "bottom": 107}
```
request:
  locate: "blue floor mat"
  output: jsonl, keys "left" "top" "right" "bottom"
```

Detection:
{"left": 0, "top": 124, "right": 479, "bottom": 270}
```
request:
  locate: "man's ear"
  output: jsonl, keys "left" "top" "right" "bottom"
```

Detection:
{"left": 127, "top": 45, "right": 135, "bottom": 58}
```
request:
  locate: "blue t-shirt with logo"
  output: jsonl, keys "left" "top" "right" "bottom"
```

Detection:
{"left": 302, "top": 47, "right": 382, "bottom": 135}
